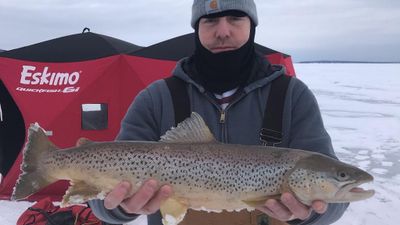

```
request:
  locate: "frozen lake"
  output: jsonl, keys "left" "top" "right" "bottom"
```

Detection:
{"left": 296, "top": 63, "right": 400, "bottom": 225}
{"left": 1, "top": 63, "right": 399, "bottom": 225}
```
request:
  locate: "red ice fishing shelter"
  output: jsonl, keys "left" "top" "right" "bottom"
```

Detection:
{"left": 0, "top": 32, "right": 295, "bottom": 202}
{"left": 0, "top": 32, "right": 148, "bottom": 201}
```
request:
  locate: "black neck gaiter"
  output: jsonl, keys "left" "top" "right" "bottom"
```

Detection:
{"left": 193, "top": 19, "right": 256, "bottom": 94}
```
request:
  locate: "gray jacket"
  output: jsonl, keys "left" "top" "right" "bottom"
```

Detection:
{"left": 89, "top": 55, "right": 349, "bottom": 225}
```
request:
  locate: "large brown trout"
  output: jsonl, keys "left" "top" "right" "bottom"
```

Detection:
{"left": 12, "top": 112, "right": 374, "bottom": 225}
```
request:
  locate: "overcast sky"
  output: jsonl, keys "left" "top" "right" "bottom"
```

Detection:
{"left": 1, "top": 0, "right": 399, "bottom": 62}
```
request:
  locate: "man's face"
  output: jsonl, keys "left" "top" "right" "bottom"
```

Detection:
{"left": 198, "top": 15, "right": 251, "bottom": 54}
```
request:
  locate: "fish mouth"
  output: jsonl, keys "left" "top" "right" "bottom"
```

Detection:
{"left": 335, "top": 178, "right": 375, "bottom": 202}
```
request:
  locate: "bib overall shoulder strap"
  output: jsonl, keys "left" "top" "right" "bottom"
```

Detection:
{"left": 165, "top": 75, "right": 292, "bottom": 146}
{"left": 164, "top": 76, "right": 190, "bottom": 126}
{"left": 260, "top": 75, "right": 292, "bottom": 146}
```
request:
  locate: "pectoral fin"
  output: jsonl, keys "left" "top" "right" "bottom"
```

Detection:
{"left": 62, "top": 180, "right": 102, "bottom": 207}
{"left": 160, "top": 197, "right": 188, "bottom": 225}
{"left": 242, "top": 194, "right": 282, "bottom": 208}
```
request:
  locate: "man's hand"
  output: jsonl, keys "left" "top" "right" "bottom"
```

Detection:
{"left": 257, "top": 193, "right": 328, "bottom": 221}
{"left": 103, "top": 179, "right": 173, "bottom": 215}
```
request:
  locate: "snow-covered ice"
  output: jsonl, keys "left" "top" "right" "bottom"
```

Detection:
{"left": 297, "top": 63, "right": 400, "bottom": 225}
{"left": 1, "top": 63, "right": 399, "bottom": 225}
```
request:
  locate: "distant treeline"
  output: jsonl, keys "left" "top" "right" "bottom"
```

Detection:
{"left": 297, "top": 60, "right": 400, "bottom": 64}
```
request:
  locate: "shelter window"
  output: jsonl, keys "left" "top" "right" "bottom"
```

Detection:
{"left": 81, "top": 103, "right": 108, "bottom": 130}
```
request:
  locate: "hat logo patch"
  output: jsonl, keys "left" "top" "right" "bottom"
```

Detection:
{"left": 206, "top": 0, "right": 220, "bottom": 13}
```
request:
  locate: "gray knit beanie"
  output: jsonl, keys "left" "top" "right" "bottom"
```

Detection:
{"left": 191, "top": 0, "right": 258, "bottom": 28}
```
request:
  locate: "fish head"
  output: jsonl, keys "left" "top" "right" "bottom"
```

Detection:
{"left": 286, "top": 154, "right": 374, "bottom": 205}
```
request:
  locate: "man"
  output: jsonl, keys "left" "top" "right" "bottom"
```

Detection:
{"left": 89, "top": 0, "right": 349, "bottom": 224}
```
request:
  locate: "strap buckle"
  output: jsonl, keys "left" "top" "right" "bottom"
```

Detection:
{"left": 260, "top": 128, "right": 283, "bottom": 146}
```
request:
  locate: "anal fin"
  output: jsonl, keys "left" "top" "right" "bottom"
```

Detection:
{"left": 62, "top": 180, "right": 102, "bottom": 207}
{"left": 160, "top": 197, "right": 188, "bottom": 225}
{"left": 242, "top": 194, "right": 282, "bottom": 208}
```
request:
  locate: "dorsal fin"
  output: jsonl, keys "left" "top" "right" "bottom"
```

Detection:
{"left": 160, "top": 112, "right": 217, "bottom": 143}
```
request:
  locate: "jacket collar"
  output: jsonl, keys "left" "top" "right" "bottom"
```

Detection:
{"left": 172, "top": 52, "right": 286, "bottom": 94}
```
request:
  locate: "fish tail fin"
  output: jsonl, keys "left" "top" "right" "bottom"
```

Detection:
{"left": 12, "top": 123, "right": 58, "bottom": 201}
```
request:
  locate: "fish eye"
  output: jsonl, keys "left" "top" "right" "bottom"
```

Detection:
{"left": 336, "top": 171, "right": 349, "bottom": 181}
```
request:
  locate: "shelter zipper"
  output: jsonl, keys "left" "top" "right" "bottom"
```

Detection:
{"left": 0, "top": 103, "right": 3, "bottom": 121}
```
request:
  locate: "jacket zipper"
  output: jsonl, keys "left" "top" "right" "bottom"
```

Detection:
{"left": 219, "top": 109, "right": 227, "bottom": 142}
{"left": 203, "top": 94, "right": 227, "bottom": 142}
{"left": 204, "top": 91, "right": 247, "bottom": 143}
{"left": 219, "top": 111, "right": 226, "bottom": 123}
